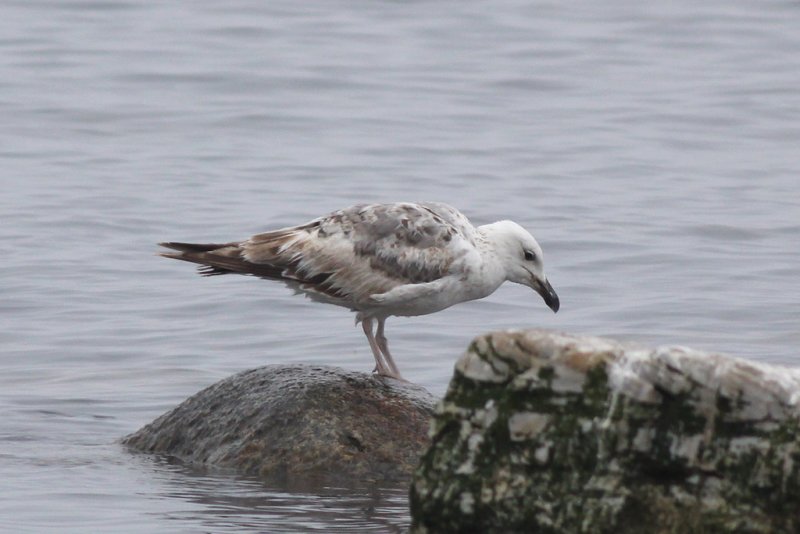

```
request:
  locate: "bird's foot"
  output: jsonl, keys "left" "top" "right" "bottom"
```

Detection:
{"left": 372, "top": 369, "right": 408, "bottom": 383}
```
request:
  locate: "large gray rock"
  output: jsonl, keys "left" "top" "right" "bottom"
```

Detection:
{"left": 410, "top": 329, "right": 800, "bottom": 534}
{"left": 124, "top": 364, "right": 436, "bottom": 485}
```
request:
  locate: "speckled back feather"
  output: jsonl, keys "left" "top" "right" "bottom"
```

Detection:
{"left": 160, "top": 202, "right": 478, "bottom": 310}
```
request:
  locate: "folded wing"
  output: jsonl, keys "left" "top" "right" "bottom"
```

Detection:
{"left": 160, "top": 202, "right": 478, "bottom": 310}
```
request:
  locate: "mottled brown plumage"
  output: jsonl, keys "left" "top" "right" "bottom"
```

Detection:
{"left": 159, "top": 202, "right": 559, "bottom": 380}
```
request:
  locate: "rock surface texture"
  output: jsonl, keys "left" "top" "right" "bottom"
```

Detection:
{"left": 124, "top": 364, "right": 435, "bottom": 485}
{"left": 410, "top": 329, "right": 800, "bottom": 534}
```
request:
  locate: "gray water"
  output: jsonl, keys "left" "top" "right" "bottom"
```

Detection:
{"left": 2, "top": 0, "right": 799, "bottom": 531}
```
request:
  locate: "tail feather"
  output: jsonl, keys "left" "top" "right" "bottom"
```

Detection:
{"left": 159, "top": 241, "right": 235, "bottom": 253}
{"left": 158, "top": 241, "right": 285, "bottom": 279}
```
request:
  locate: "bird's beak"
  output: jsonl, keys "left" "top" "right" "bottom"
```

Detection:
{"left": 532, "top": 277, "right": 560, "bottom": 313}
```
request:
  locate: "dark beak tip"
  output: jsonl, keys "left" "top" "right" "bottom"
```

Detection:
{"left": 533, "top": 277, "right": 560, "bottom": 314}
{"left": 547, "top": 295, "right": 560, "bottom": 313}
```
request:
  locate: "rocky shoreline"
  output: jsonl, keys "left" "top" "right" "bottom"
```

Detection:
{"left": 125, "top": 330, "right": 800, "bottom": 533}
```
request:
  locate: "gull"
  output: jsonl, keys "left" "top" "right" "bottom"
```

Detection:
{"left": 159, "top": 202, "right": 559, "bottom": 380}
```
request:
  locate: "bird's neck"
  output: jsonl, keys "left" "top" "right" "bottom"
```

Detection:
{"left": 476, "top": 222, "right": 510, "bottom": 259}
{"left": 472, "top": 223, "right": 510, "bottom": 294}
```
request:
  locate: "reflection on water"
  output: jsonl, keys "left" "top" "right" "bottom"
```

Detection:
{"left": 140, "top": 455, "right": 410, "bottom": 533}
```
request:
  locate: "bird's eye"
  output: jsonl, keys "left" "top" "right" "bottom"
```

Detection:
{"left": 523, "top": 250, "right": 536, "bottom": 262}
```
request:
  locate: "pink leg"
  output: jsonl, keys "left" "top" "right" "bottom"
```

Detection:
{"left": 362, "top": 318, "right": 396, "bottom": 378}
{"left": 376, "top": 318, "right": 404, "bottom": 380}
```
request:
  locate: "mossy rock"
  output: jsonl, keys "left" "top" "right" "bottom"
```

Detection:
{"left": 410, "top": 330, "right": 800, "bottom": 533}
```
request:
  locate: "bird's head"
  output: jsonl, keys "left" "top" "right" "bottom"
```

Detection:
{"left": 483, "top": 220, "right": 560, "bottom": 313}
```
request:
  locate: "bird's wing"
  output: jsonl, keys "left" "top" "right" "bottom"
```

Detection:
{"left": 241, "top": 202, "right": 478, "bottom": 306}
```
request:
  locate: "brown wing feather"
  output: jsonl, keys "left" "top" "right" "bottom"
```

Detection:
{"left": 318, "top": 202, "right": 474, "bottom": 284}
{"left": 159, "top": 242, "right": 285, "bottom": 278}
{"left": 159, "top": 202, "right": 476, "bottom": 309}
{"left": 158, "top": 231, "right": 349, "bottom": 303}
{"left": 236, "top": 203, "right": 476, "bottom": 305}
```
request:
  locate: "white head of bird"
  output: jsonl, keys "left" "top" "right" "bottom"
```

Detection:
{"left": 479, "top": 220, "right": 560, "bottom": 313}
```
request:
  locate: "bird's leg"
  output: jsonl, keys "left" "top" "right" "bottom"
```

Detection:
{"left": 376, "top": 318, "right": 404, "bottom": 380}
{"left": 361, "top": 318, "right": 393, "bottom": 377}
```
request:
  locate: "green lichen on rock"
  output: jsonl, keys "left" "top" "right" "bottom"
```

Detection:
{"left": 411, "top": 330, "right": 800, "bottom": 533}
